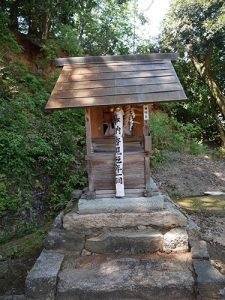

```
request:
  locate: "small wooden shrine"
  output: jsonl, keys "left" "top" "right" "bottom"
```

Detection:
{"left": 46, "top": 54, "right": 187, "bottom": 199}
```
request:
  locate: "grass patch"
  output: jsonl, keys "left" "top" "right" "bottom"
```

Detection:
{"left": 174, "top": 195, "right": 225, "bottom": 214}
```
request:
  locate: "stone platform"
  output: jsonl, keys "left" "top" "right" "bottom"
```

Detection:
{"left": 78, "top": 195, "right": 164, "bottom": 214}
{"left": 25, "top": 183, "right": 225, "bottom": 299}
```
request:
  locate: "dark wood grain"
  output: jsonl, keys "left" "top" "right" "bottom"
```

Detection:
{"left": 56, "top": 75, "right": 178, "bottom": 91}
{"left": 86, "top": 153, "right": 145, "bottom": 190}
{"left": 55, "top": 53, "right": 179, "bottom": 66}
{"left": 58, "top": 63, "right": 171, "bottom": 75}
{"left": 51, "top": 83, "right": 183, "bottom": 99}
{"left": 57, "top": 69, "right": 175, "bottom": 83}
{"left": 46, "top": 90, "right": 187, "bottom": 109}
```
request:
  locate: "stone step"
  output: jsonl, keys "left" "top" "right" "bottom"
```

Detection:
{"left": 63, "top": 204, "right": 187, "bottom": 234}
{"left": 85, "top": 228, "right": 163, "bottom": 254}
{"left": 56, "top": 254, "right": 194, "bottom": 300}
{"left": 78, "top": 195, "right": 164, "bottom": 214}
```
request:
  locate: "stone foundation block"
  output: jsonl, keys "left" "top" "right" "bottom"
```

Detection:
{"left": 44, "top": 229, "right": 84, "bottom": 252}
{"left": 193, "top": 259, "right": 225, "bottom": 299}
{"left": 25, "top": 250, "right": 64, "bottom": 300}
{"left": 191, "top": 240, "right": 209, "bottom": 259}
{"left": 163, "top": 228, "right": 189, "bottom": 253}
{"left": 63, "top": 210, "right": 187, "bottom": 233}
{"left": 78, "top": 195, "right": 164, "bottom": 214}
{"left": 85, "top": 228, "right": 163, "bottom": 254}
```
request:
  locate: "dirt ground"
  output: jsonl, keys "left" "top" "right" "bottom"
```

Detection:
{"left": 152, "top": 151, "right": 225, "bottom": 198}
{"left": 153, "top": 151, "right": 225, "bottom": 270}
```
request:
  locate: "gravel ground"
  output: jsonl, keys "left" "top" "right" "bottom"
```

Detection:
{"left": 153, "top": 151, "right": 225, "bottom": 272}
{"left": 152, "top": 151, "right": 225, "bottom": 197}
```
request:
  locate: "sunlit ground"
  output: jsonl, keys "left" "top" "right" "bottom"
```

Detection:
{"left": 174, "top": 195, "right": 225, "bottom": 213}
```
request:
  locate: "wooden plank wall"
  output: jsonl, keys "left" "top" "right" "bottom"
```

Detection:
{"left": 86, "top": 153, "right": 145, "bottom": 190}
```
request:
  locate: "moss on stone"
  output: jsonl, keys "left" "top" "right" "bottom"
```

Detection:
{"left": 0, "top": 223, "right": 51, "bottom": 259}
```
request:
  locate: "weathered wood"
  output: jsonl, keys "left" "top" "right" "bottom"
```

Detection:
{"left": 90, "top": 108, "right": 104, "bottom": 138}
{"left": 92, "top": 137, "right": 142, "bottom": 144}
{"left": 85, "top": 108, "right": 94, "bottom": 192}
{"left": 46, "top": 90, "right": 187, "bottom": 109}
{"left": 57, "top": 69, "right": 176, "bottom": 83}
{"left": 51, "top": 83, "right": 183, "bottom": 99}
{"left": 144, "top": 135, "right": 152, "bottom": 153}
{"left": 56, "top": 75, "right": 178, "bottom": 91}
{"left": 87, "top": 160, "right": 94, "bottom": 193}
{"left": 57, "top": 63, "right": 171, "bottom": 76}
{"left": 95, "top": 188, "right": 145, "bottom": 198}
{"left": 85, "top": 108, "right": 92, "bottom": 154}
{"left": 62, "top": 60, "right": 169, "bottom": 70}
{"left": 144, "top": 155, "right": 151, "bottom": 195}
{"left": 86, "top": 153, "right": 145, "bottom": 190}
{"left": 54, "top": 53, "right": 179, "bottom": 66}
{"left": 143, "top": 105, "right": 149, "bottom": 136}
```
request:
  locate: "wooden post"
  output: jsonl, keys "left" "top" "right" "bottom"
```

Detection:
{"left": 114, "top": 107, "right": 125, "bottom": 197}
{"left": 85, "top": 108, "right": 95, "bottom": 196}
{"left": 85, "top": 108, "right": 93, "bottom": 155}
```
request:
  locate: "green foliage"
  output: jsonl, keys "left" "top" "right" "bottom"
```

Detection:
{"left": 0, "top": 61, "right": 87, "bottom": 235}
{"left": 150, "top": 111, "right": 207, "bottom": 162}
{"left": 0, "top": 12, "right": 23, "bottom": 57}
{"left": 160, "top": 0, "right": 225, "bottom": 145}
{"left": 0, "top": 224, "right": 50, "bottom": 258}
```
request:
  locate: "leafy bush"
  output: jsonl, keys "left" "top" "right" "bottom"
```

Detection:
{"left": 150, "top": 111, "right": 208, "bottom": 167}
{"left": 0, "top": 61, "right": 87, "bottom": 238}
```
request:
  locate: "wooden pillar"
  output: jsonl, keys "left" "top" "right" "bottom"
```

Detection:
{"left": 85, "top": 108, "right": 94, "bottom": 195}
{"left": 85, "top": 108, "right": 92, "bottom": 155}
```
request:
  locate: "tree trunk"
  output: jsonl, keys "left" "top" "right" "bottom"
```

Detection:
{"left": 41, "top": 11, "right": 50, "bottom": 40}
{"left": 191, "top": 54, "right": 225, "bottom": 119}
{"left": 216, "top": 115, "right": 225, "bottom": 147}
{"left": 190, "top": 48, "right": 225, "bottom": 146}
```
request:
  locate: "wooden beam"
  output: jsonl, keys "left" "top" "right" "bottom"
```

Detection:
{"left": 54, "top": 53, "right": 179, "bottom": 66}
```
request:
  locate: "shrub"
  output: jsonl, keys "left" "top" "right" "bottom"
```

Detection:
{"left": 150, "top": 111, "right": 207, "bottom": 161}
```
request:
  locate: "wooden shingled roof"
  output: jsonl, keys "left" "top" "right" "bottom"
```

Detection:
{"left": 45, "top": 53, "right": 187, "bottom": 109}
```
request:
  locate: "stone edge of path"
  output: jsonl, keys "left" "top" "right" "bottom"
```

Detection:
{"left": 25, "top": 250, "right": 64, "bottom": 300}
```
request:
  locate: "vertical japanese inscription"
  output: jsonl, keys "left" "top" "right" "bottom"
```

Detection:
{"left": 114, "top": 108, "right": 125, "bottom": 197}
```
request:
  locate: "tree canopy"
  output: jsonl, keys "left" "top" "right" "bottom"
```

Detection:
{"left": 161, "top": 0, "right": 225, "bottom": 145}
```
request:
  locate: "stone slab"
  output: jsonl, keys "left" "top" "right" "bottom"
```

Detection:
{"left": 191, "top": 240, "right": 209, "bottom": 259}
{"left": 57, "top": 256, "right": 194, "bottom": 300}
{"left": 45, "top": 229, "right": 84, "bottom": 252}
{"left": 163, "top": 228, "right": 189, "bottom": 253}
{"left": 85, "top": 228, "right": 163, "bottom": 254}
{"left": 78, "top": 195, "right": 164, "bottom": 214}
{"left": 149, "top": 177, "right": 159, "bottom": 192}
{"left": 193, "top": 259, "right": 225, "bottom": 299}
{"left": 63, "top": 209, "right": 187, "bottom": 233}
{"left": 25, "top": 250, "right": 64, "bottom": 300}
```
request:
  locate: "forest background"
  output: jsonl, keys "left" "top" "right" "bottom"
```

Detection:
{"left": 0, "top": 0, "right": 224, "bottom": 243}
